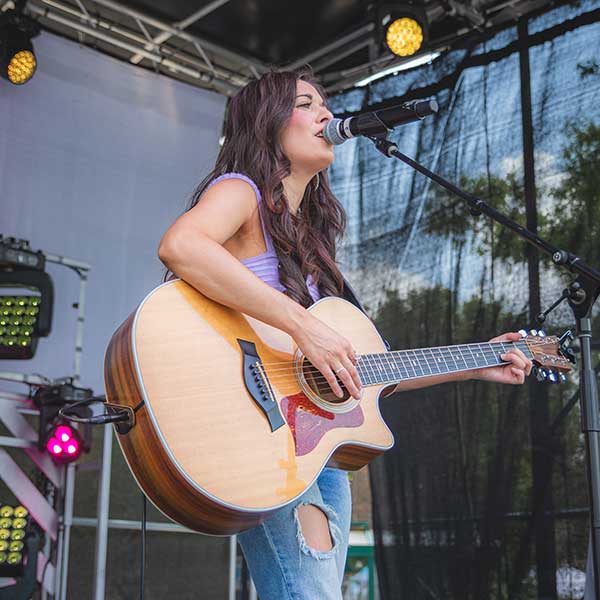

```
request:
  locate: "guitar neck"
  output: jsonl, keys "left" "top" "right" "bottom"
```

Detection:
{"left": 357, "top": 340, "right": 533, "bottom": 386}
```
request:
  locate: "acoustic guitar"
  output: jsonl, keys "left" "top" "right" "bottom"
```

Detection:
{"left": 103, "top": 279, "right": 571, "bottom": 535}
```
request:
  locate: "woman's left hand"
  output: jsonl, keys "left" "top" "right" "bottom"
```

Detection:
{"left": 472, "top": 331, "right": 533, "bottom": 385}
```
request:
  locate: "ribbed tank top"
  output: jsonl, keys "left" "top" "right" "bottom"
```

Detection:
{"left": 206, "top": 173, "right": 320, "bottom": 303}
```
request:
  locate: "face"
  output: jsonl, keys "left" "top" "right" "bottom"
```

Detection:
{"left": 279, "top": 80, "right": 335, "bottom": 175}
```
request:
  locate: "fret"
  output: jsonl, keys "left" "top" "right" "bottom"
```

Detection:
{"left": 452, "top": 346, "right": 469, "bottom": 370}
{"left": 425, "top": 347, "right": 442, "bottom": 375}
{"left": 363, "top": 355, "right": 378, "bottom": 384}
{"left": 442, "top": 346, "right": 459, "bottom": 371}
{"left": 460, "top": 345, "right": 478, "bottom": 369}
{"left": 464, "top": 344, "right": 479, "bottom": 368}
{"left": 392, "top": 352, "right": 410, "bottom": 381}
{"left": 382, "top": 353, "right": 397, "bottom": 381}
{"left": 418, "top": 348, "right": 434, "bottom": 376}
{"left": 357, "top": 360, "right": 372, "bottom": 385}
{"left": 372, "top": 356, "right": 386, "bottom": 382}
{"left": 434, "top": 346, "right": 451, "bottom": 373}
{"left": 395, "top": 351, "right": 416, "bottom": 379}
{"left": 403, "top": 351, "right": 422, "bottom": 378}
{"left": 485, "top": 342, "right": 502, "bottom": 366}
{"left": 358, "top": 339, "right": 531, "bottom": 386}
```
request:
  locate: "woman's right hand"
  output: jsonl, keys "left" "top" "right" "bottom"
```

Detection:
{"left": 291, "top": 313, "right": 362, "bottom": 400}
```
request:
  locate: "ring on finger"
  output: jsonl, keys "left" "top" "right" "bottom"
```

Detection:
{"left": 335, "top": 366, "right": 347, "bottom": 374}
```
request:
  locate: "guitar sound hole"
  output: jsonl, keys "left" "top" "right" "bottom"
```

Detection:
{"left": 302, "top": 360, "right": 351, "bottom": 404}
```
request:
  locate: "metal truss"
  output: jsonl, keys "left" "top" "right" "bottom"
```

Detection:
{"left": 17, "top": 0, "right": 269, "bottom": 95}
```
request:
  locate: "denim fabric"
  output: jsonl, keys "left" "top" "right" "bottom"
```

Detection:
{"left": 238, "top": 467, "right": 352, "bottom": 600}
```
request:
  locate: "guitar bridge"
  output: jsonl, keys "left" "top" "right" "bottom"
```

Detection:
{"left": 237, "top": 339, "right": 285, "bottom": 432}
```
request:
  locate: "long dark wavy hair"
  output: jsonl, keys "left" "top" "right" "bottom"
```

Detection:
{"left": 188, "top": 69, "right": 347, "bottom": 307}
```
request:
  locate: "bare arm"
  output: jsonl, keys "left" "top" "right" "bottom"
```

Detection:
{"left": 158, "top": 178, "right": 362, "bottom": 399}
{"left": 382, "top": 332, "right": 533, "bottom": 396}
{"left": 159, "top": 179, "right": 307, "bottom": 335}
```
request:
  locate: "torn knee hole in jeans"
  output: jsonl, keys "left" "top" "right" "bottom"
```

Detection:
{"left": 294, "top": 502, "right": 341, "bottom": 559}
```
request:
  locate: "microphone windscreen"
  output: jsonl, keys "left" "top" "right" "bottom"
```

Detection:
{"left": 323, "top": 119, "right": 347, "bottom": 145}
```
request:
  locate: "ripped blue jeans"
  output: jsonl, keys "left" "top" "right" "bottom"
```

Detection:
{"left": 238, "top": 467, "right": 352, "bottom": 600}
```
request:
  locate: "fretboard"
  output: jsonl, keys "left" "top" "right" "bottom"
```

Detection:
{"left": 356, "top": 340, "right": 532, "bottom": 386}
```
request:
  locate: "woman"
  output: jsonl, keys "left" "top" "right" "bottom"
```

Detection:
{"left": 158, "top": 69, "right": 532, "bottom": 599}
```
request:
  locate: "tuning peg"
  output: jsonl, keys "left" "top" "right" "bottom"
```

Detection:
{"left": 559, "top": 373, "right": 567, "bottom": 383}
{"left": 536, "top": 368, "right": 548, "bottom": 382}
{"left": 537, "top": 330, "right": 546, "bottom": 337}
{"left": 519, "top": 329, "right": 528, "bottom": 338}
{"left": 548, "top": 371, "right": 559, "bottom": 384}
{"left": 530, "top": 329, "right": 538, "bottom": 337}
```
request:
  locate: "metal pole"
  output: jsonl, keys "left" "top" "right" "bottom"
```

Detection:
{"left": 92, "top": 426, "right": 113, "bottom": 600}
{"left": 53, "top": 466, "right": 66, "bottom": 599}
{"left": 59, "top": 463, "right": 76, "bottom": 600}
{"left": 229, "top": 535, "right": 237, "bottom": 600}
{"left": 518, "top": 17, "right": 557, "bottom": 600}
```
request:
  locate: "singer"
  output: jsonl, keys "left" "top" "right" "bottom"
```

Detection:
{"left": 157, "top": 69, "right": 532, "bottom": 600}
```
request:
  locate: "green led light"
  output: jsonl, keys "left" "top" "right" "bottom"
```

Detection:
{"left": 10, "top": 529, "right": 25, "bottom": 541}
{"left": 0, "top": 552, "right": 7, "bottom": 564}
{"left": 0, "top": 529, "right": 10, "bottom": 541}
{"left": 7, "top": 551, "right": 22, "bottom": 564}
{"left": 14, "top": 507, "right": 28, "bottom": 519}
{"left": 0, "top": 518, "right": 12, "bottom": 529}
{"left": 8, "top": 541, "right": 23, "bottom": 553}
{"left": 0, "top": 541, "right": 7, "bottom": 552}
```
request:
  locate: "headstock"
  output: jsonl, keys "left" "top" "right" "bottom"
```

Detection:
{"left": 519, "top": 329, "right": 574, "bottom": 383}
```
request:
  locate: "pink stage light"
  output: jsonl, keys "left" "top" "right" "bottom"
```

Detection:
{"left": 45, "top": 424, "right": 82, "bottom": 463}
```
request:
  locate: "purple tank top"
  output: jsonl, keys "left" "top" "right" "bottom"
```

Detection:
{"left": 206, "top": 173, "right": 320, "bottom": 303}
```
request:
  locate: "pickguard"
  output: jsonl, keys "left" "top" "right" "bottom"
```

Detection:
{"left": 280, "top": 392, "right": 364, "bottom": 456}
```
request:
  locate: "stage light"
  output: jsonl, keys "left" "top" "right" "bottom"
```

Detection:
{"left": 380, "top": 4, "right": 428, "bottom": 58}
{"left": 386, "top": 17, "right": 423, "bottom": 56}
{"left": 0, "top": 236, "right": 53, "bottom": 359}
{"left": 0, "top": 7, "right": 40, "bottom": 86}
{"left": 45, "top": 423, "right": 83, "bottom": 463}
{"left": 34, "top": 383, "right": 92, "bottom": 463}
{"left": 0, "top": 504, "right": 31, "bottom": 577}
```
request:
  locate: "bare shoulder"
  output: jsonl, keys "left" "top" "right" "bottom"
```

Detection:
{"left": 165, "top": 177, "right": 259, "bottom": 246}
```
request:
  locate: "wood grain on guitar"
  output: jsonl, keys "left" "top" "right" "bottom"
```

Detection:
{"left": 104, "top": 279, "right": 571, "bottom": 535}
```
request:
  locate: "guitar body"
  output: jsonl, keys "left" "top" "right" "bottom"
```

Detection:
{"left": 104, "top": 279, "right": 394, "bottom": 535}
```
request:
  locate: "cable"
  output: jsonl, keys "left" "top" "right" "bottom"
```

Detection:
{"left": 140, "top": 492, "right": 147, "bottom": 600}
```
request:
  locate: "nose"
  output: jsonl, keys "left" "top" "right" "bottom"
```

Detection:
{"left": 318, "top": 105, "right": 334, "bottom": 123}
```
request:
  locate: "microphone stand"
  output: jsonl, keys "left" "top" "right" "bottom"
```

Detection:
{"left": 365, "top": 128, "right": 600, "bottom": 597}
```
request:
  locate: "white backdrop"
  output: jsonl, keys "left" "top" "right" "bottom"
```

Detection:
{"left": 0, "top": 31, "right": 226, "bottom": 396}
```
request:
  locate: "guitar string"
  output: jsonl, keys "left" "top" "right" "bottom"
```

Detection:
{"left": 260, "top": 342, "right": 550, "bottom": 386}
{"left": 263, "top": 355, "right": 521, "bottom": 385}
{"left": 257, "top": 341, "right": 533, "bottom": 371}
{"left": 258, "top": 341, "right": 533, "bottom": 374}
{"left": 263, "top": 358, "right": 547, "bottom": 390}
{"left": 261, "top": 351, "right": 535, "bottom": 383}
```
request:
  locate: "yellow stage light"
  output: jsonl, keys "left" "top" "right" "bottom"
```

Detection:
{"left": 386, "top": 17, "right": 424, "bottom": 57}
{"left": 7, "top": 49, "right": 37, "bottom": 85}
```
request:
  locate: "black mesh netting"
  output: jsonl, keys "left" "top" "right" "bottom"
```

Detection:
{"left": 329, "top": 2, "right": 600, "bottom": 598}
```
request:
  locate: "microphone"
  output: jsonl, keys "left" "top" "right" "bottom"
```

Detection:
{"left": 323, "top": 99, "right": 438, "bottom": 145}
